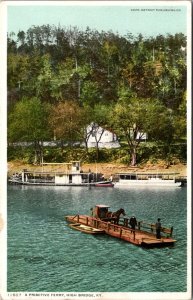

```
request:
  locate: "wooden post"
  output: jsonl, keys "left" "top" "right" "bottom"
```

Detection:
{"left": 138, "top": 221, "right": 141, "bottom": 230}
{"left": 170, "top": 226, "right": 173, "bottom": 237}
{"left": 96, "top": 220, "right": 98, "bottom": 228}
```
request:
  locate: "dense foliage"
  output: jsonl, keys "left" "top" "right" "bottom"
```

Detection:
{"left": 7, "top": 26, "right": 187, "bottom": 165}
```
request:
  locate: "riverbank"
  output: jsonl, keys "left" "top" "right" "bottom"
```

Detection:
{"left": 7, "top": 160, "right": 187, "bottom": 178}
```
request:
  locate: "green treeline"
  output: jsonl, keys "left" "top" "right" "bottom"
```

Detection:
{"left": 7, "top": 25, "right": 187, "bottom": 165}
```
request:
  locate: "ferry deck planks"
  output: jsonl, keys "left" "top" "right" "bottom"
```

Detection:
{"left": 66, "top": 215, "right": 176, "bottom": 247}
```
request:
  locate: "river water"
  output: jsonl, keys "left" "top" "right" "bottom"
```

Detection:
{"left": 7, "top": 185, "right": 188, "bottom": 293}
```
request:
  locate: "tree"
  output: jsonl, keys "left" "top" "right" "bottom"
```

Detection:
{"left": 17, "top": 30, "right": 25, "bottom": 43}
{"left": 110, "top": 97, "right": 174, "bottom": 166}
{"left": 78, "top": 106, "right": 94, "bottom": 154}
{"left": 80, "top": 81, "right": 100, "bottom": 107}
{"left": 102, "top": 40, "right": 118, "bottom": 77}
{"left": 7, "top": 53, "right": 30, "bottom": 93}
{"left": 49, "top": 101, "right": 83, "bottom": 149}
{"left": 173, "top": 91, "right": 187, "bottom": 139}
{"left": 8, "top": 97, "right": 52, "bottom": 164}
{"left": 36, "top": 54, "right": 53, "bottom": 101}
{"left": 91, "top": 104, "right": 109, "bottom": 160}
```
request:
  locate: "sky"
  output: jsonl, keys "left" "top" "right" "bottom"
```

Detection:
{"left": 7, "top": 2, "right": 188, "bottom": 38}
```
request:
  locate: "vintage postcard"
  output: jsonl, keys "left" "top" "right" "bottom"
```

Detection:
{"left": 0, "top": 1, "right": 192, "bottom": 300}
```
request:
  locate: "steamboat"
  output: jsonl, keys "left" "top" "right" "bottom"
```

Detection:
{"left": 8, "top": 161, "right": 113, "bottom": 187}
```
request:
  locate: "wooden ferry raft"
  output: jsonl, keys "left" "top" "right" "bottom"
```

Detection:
{"left": 66, "top": 205, "right": 176, "bottom": 248}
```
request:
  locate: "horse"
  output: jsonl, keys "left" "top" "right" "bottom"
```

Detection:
{"left": 107, "top": 208, "right": 126, "bottom": 224}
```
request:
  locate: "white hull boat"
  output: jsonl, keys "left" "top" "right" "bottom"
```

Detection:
{"left": 114, "top": 173, "right": 182, "bottom": 187}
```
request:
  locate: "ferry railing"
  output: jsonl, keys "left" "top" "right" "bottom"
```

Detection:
{"left": 74, "top": 215, "right": 138, "bottom": 239}
{"left": 71, "top": 215, "right": 173, "bottom": 238}
{"left": 100, "top": 217, "right": 173, "bottom": 239}
{"left": 68, "top": 215, "right": 175, "bottom": 244}
{"left": 137, "top": 221, "right": 173, "bottom": 237}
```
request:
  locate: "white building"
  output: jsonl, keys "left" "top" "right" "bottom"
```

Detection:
{"left": 85, "top": 123, "right": 147, "bottom": 148}
{"left": 86, "top": 123, "right": 120, "bottom": 149}
{"left": 136, "top": 132, "right": 148, "bottom": 141}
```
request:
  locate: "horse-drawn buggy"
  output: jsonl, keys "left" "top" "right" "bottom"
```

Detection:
{"left": 91, "top": 204, "right": 126, "bottom": 224}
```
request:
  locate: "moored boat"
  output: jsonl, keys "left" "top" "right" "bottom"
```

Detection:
{"left": 94, "top": 181, "right": 114, "bottom": 187}
{"left": 69, "top": 223, "right": 105, "bottom": 234}
{"left": 114, "top": 172, "right": 182, "bottom": 187}
{"left": 8, "top": 161, "right": 104, "bottom": 187}
{"left": 66, "top": 205, "right": 176, "bottom": 248}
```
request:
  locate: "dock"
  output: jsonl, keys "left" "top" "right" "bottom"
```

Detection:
{"left": 65, "top": 215, "right": 176, "bottom": 248}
